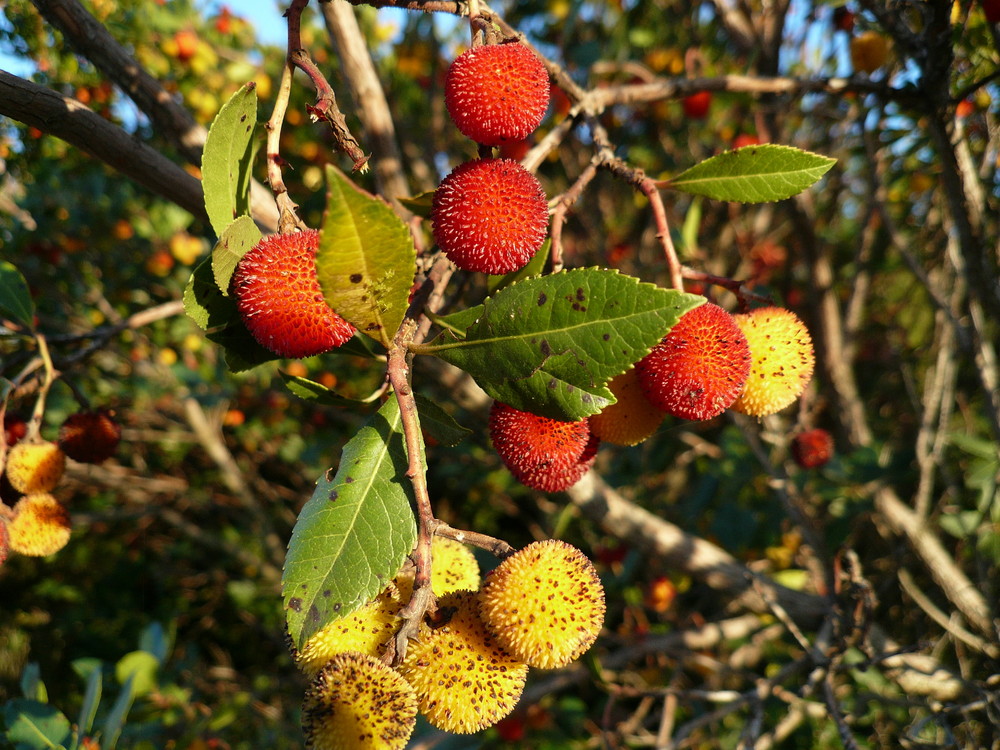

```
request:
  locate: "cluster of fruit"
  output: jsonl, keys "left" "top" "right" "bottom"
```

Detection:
{"left": 290, "top": 537, "right": 605, "bottom": 748}
{"left": 490, "top": 302, "right": 818, "bottom": 492}
{"left": 0, "top": 410, "right": 121, "bottom": 563}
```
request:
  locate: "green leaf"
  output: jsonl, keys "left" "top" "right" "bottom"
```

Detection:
{"left": 2, "top": 699, "right": 71, "bottom": 750}
{"left": 317, "top": 165, "right": 416, "bottom": 348}
{"left": 201, "top": 82, "right": 258, "bottom": 236}
{"left": 487, "top": 238, "right": 551, "bottom": 295}
{"left": 211, "top": 215, "right": 263, "bottom": 294}
{"left": 425, "top": 304, "right": 484, "bottom": 338}
{"left": 114, "top": 651, "right": 158, "bottom": 698}
{"left": 666, "top": 144, "right": 836, "bottom": 203}
{"left": 280, "top": 372, "right": 369, "bottom": 407}
{"left": 184, "top": 256, "right": 227, "bottom": 331}
{"left": 0, "top": 261, "right": 35, "bottom": 330}
{"left": 20, "top": 663, "right": 44, "bottom": 702}
{"left": 102, "top": 675, "right": 135, "bottom": 750}
{"left": 206, "top": 321, "right": 281, "bottom": 373}
{"left": 282, "top": 397, "right": 418, "bottom": 650}
{"left": 415, "top": 395, "right": 471, "bottom": 447}
{"left": 396, "top": 189, "right": 435, "bottom": 218}
{"left": 418, "top": 269, "right": 702, "bottom": 420}
{"left": 76, "top": 667, "right": 102, "bottom": 738}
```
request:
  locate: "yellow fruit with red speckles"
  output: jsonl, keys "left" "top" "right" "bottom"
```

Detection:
{"left": 4, "top": 441, "right": 66, "bottom": 494}
{"left": 7, "top": 493, "right": 71, "bottom": 557}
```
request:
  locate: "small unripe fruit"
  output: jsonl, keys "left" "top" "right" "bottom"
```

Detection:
{"left": 636, "top": 302, "right": 751, "bottom": 421}
{"left": 398, "top": 590, "right": 529, "bottom": 733}
{"left": 302, "top": 651, "right": 418, "bottom": 750}
{"left": 293, "top": 583, "right": 403, "bottom": 679}
{"left": 791, "top": 428, "right": 834, "bottom": 469}
{"left": 445, "top": 42, "right": 550, "bottom": 146}
{"left": 479, "top": 539, "right": 605, "bottom": 669}
{"left": 7, "top": 493, "right": 71, "bottom": 557}
{"left": 432, "top": 159, "right": 548, "bottom": 274}
{"left": 58, "top": 409, "right": 121, "bottom": 463}
{"left": 850, "top": 31, "right": 889, "bottom": 74}
{"left": 489, "top": 401, "right": 592, "bottom": 492}
{"left": 682, "top": 90, "right": 712, "bottom": 119}
{"left": 4, "top": 441, "right": 67, "bottom": 494}
{"left": 589, "top": 369, "right": 666, "bottom": 446}
{"left": 731, "top": 307, "right": 815, "bottom": 417}
{"left": 230, "top": 229, "right": 355, "bottom": 358}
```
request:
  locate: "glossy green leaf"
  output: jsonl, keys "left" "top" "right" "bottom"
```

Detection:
{"left": 2, "top": 699, "right": 71, "bottom": 750}
{"left": 206, "top": 321, "right": 280, "bottom": 373}
{"left": 211, "top": 215, "right": 263, "bottom": 294}
{"left": 396, "top": 189, "right": 434, "bottom": 218}
{"left": 425, "top": 304, "right": 484, "bottom": 338}
{"left": 418, "top": 268, "right": 702, "bottom": 420}
{"left": 0, "top": 261, "right": 35, "bottom": 330}
{"left": 201, "top": 82, "right": 258, "bottom": 236}
{"left": 280, "top": 373, "right": 368, "bottom": 407}
{"left": 283, "top": 397, "right": 418, "bottom": 650}
{"left": 183, "top": 256, "right": 229, "bottom": 331}
{"left": 316, "top": 165, "right": 416, "bottom": 348}
{"left": 415, "top": 395, "right": 471, "bottom": 447}
{"left": 666, "top": 144, "right": 836, "bottom": 203}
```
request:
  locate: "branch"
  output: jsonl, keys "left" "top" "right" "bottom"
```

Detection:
{"left": 0, "top": 71, "right": 206, "bottom": 220}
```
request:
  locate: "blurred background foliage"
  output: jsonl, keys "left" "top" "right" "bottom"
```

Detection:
{"left": 1, "top": 0, "right": 998, "bottom": 747}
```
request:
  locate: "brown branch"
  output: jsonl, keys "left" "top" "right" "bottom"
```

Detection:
{"left": 0, "top": 71, "right": 206, "bottom": 220}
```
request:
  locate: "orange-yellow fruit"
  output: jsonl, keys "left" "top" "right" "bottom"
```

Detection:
{"left": 479, "top": 539, "right": 605, "bottom": 669}
{"left": 589, "top": 369, "right": 666, "bottom": 446}
{"left": 229, "top": 229, "right": 355, "bottom": 358}
{"left": 432, "top": 159, "right": 548, "bottom": 274}
{"left": 0, "top": 519, "right": 9, "bottom": 566}
{"left": 293, "top": 584, "right": 403, "bottom": 679}
{"left": 7, "top": 493, "right": 71, "bottom": 556}
{"left": 488, "top": 401, "right": 593, "bottom": 492}
{"left": 398, "top": 590, "right": 528, "bottom": 733}
{"left": 445, "top": 42, "right": 550, "bottom": 146}
{"left": 731, "top": 307, "right": 815, "bottom": 417}
{"left": 636, "top": 302, "right": 751, "bottom": 420}
{"left": 850, "top": 31, "right": 889, "bottom": 73}
{"left": 4, "top": 441, "right": 67, "bottom": 494}
{"left": 302, "top": 651, "right": 417, "bottom": 750}
{"left": 395, "top": 536, "right": 482, "bottom": 602}
{"left": 58, "top": 409, "right": 121, "bottom": 464}
{"left": 515, "top": 432, "right": 599, "bottom": 492}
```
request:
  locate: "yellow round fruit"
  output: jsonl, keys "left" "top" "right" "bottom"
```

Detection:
{"left": 730, "top": 307, "right": 815, "bottom": 417}
{"left": 850, "top": 31, "right": 889, "bottom": 73}
{"left": 589, "top": 369, "right": 666, "bottom": 446}
{"left": 302, "top": 651, "right": 417, "bottom": 750}
{"left": 4, "top": 441, "right": 66, "bottom": 494}
{"left": 398, "top": 590, "right": 529, "bottom": 734}
{"left": 7, "top": 493, "right": 71, "bottom": 557}
{"left": 479, "top": 539, "right": 606, "bottom": 669}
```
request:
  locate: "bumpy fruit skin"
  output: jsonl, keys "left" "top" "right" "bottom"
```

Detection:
{"left": 398, "top": 590, "right": 528, "bottom": 733}
{"left": 445, "top": 42, "right": 550, "bottom": 146}
{"left": 302, "top": 651, "right": 417, "bottom": 750}
{"left": 4, "top": 441, "right": 67, "bottom": 494}
{"left": 229, "top": 229, "right": 355, "bottom": 358}
{"left": 791, "top": 428, "right": 834, "bottom": 469}
{"left": 489, "top": 401, "right": 592, "bottom": 492}
{"left": 432, "top": 159, "right": 548, "bottom": 274}
{"left": 7, "top": 493, "right": 71, "bottom": 556}
{"left": 58, "top": 410, "right": 121, "bottom": 463}
{"left": 479, "top": 539, "right": 605, "bottom": 669}
{"left": 850, "top": 31, "right": 889, "bottom": 73}
{"left": 589, "top": 369, "right": 666, "bottom": 446}
{"left": 731, "top": 307, "right": 815, "bottom": 417}
{"left": 293, "top": 584, "right": 402, "bottom": 679}
{"left": 636, "top": 302, "right": 751, "bottom": 420}
{"left": 430, "top": 536, "right": 481, "bottom": 595}
{"left": 0, "top": 520, "right": 9, "bottom": 566}
{"left": 682, "top": 90, "right": 712, "bottom": 119}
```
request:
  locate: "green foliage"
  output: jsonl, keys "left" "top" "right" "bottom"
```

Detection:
{"left": 201, "top": 83, "right": 259, "bottom": 236}
{"left": 420, "top": 269, "right": 703, "bottom": 420}
{"left": 666, "top": 145, "right": 836, "bottom": 202}
{"left": 282, "top": 397, "right": 418, "bottom": 650}
{"left": 317, "top": 166, "right": 417, "bottom": 349}
{"left": 0, "top": 262, "right": 34, "bottom": 332}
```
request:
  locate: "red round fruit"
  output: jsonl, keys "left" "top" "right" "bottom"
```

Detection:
{"left": 791, "top": 428, "right": 834, "bottom": 469}
{"left": 682, "top": 90, "right": 712, "bottom": 119}
{"left": 489, "top": 402, "right": 593, "bottom": 492}
{"left": 732, "top": 133, "right": 761, "bottom": 150}
{"left": 445, "top": 42, "right": 550, "bottom": 146}
{"left": 431, "top": 159, "right": 549, "bottom": 274}
{"left": 636, "top": 302, "right": 751, "bottom": 421}
{"left": 3, "top": 414, "right": 27, "bottom": 447}
{"left": 229, "top": 229, "right": 355, "bottom": 358}
{"left": 58, "top": 409, "right": 122, "bottom": 464}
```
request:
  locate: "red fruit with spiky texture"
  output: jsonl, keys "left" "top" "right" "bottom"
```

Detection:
{"left": 636, "top": 302, "right": 751, "bottom": 421}
{"left": 229, "top": 229, "right": 355, "bottom": 358}
{"left": 3, "top": 414, "right": 27, "bottom": 447}
{"left": 445, "top": 42, "right": 550, "bottom": 146}
{"left": 58, "top": 410, "right": 121, "bottom": 464}
{"left": 432, "top": 159, "right": 548, "bottom": 274}
{"left": 791, "top": 428, "right": 834, "bottom": 469}
{"left": 489, "top": 402, "right": 594, "bottom": 492}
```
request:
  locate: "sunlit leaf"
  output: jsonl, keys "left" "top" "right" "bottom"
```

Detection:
{"left": 201, "top": 82, "right": 258, "bottom": 236}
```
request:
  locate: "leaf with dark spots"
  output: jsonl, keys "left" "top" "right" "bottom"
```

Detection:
{"left": 288, "top": 598, "right": 302, "bottom": 613}
{"left": 538, "top": 292, "right": 548, "bottom": 306}
{"left": 350, "top": 273, "right": 363, "bottom": 283}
